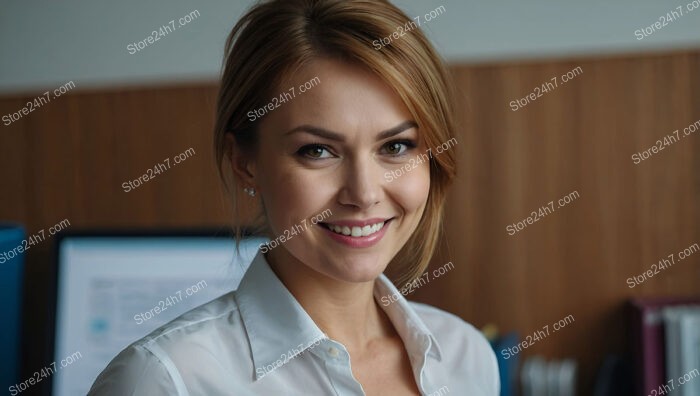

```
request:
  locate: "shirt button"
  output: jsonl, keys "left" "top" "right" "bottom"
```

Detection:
{"left": 328, "top": 347, "right": 340, "bottom": 358}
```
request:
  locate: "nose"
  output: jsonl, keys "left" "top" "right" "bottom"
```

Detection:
{"left": 337, "top": 155, "right": 382, "bottom": 210}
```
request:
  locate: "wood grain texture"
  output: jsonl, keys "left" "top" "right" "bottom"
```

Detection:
{"left": 1, "top": 50, "right": 698, "bottom": 394}
{"left": 417, "top": 50, "right": 700, "bottom": 393}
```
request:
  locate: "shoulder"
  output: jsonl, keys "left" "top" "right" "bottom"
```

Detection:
{"left": 88, "top": 343, "right": 178, "bottom": 395}
{"left": 408, "top": 301, "right": 500, "bottom": 392}
{"left": 138, "top": 291, "right": 240, "bottom": 345}
{"left": 89, "top": 292, "right": 244, "bottom": 395}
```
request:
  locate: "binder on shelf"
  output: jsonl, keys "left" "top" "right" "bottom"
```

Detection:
{"left": 0, "top": 224, "right": 25, "bottom": 393}
{"left": 493, "top": 332, "right": 519, "bottom": 396}
{"left": 662, "top": 306, "right": 700, "bottom": 396}
{"left": 678, "top": 311, "right": 700, "bottom": 396}
{"left": 521, "top": 356, "right": 576, "bottom": 396}
{"left": 629, "top": 297, "right": 700, "bottom": 396}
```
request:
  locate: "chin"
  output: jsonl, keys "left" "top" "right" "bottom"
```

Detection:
{"left": 321, "top": 253, "right": 392, "bottom": 284}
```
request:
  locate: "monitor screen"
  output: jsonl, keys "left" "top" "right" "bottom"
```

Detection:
{"left": 51, "top": 232, "right": 267, "bottom": 396}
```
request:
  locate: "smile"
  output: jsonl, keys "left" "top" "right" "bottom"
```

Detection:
{"left": 319, "top": 218, "right": 393, "bottom": 248}
{"left": 323, "top": 221, "right": 385, "bottom": 237}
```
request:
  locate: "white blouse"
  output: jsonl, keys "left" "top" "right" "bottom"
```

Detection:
{"left": 88, "top": 250, "right": 499, "bottom": 395}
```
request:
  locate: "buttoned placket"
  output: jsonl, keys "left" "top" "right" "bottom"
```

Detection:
{"left": 311, "top": 339, "right": 366, "bottom": 395}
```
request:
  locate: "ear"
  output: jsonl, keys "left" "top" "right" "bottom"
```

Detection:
{"left": 225, "top": 133, "right": 257, "bottom": 188}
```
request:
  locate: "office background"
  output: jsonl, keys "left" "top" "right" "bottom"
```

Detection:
{"left": 1, "top": 0, "right": 699, "bottom": 394}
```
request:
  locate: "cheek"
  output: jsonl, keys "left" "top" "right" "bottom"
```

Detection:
{"left": 256, "top": 159, "right": 333, "bottom": 230}
{"left": 388, "top": 162, "right": 431, "bottom": 214}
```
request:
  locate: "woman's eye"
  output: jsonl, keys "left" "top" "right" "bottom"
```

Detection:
{"left": 383, "top": 140, "right": 415, "bottom": 156}
{"left": 297, "top": 144, "right": 333, "bottom": 159}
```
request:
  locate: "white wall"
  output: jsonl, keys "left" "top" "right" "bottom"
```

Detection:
{"left": 1, "top": 0, "right": 699, "bottom": 94}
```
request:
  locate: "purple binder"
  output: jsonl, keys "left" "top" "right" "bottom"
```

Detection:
{"left": 630, "top": 296, "right": 700, "bottom": 395}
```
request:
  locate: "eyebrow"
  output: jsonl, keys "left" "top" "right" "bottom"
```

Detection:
{"left": 283, "top": 120, "right": 418, "bottom": 142}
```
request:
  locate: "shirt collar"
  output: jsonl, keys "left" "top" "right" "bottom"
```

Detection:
{"left": 235, "top": 249, "right": 442, "bottom": 381}
{"left": 235, "top": 250, "right": 327, "bottom": 380}
{"left": 373, "top": 273, "right": 443, "bottom": 362}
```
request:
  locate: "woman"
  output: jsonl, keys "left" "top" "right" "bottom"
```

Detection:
{"left": 89, "top": 0, "right": 499, "bottom": 394}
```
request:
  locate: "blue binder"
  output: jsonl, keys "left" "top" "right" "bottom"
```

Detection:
{"left": 0, "top": 224, "right": 25, "bottom": 392}
{"left": 490, "top": 332, "right": 519, "bottom": 396}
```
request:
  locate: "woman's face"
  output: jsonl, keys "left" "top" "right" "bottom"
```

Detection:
{"left": 244, "top": 58, "right": 431, "bottom": 283}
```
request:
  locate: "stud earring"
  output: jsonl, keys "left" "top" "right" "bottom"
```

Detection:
{"left": 243, "top": 187, "right": 256, "bottom": 197}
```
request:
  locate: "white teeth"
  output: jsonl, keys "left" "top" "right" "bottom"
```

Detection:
{"left": 328, "top": 221, "right": 385, "bottom": 237}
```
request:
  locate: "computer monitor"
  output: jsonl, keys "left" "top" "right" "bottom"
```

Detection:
{"left": 49, "top": 230, "right": 267, "bottom": 396}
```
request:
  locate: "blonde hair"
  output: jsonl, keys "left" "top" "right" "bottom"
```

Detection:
{"left": 214, "top": 0, "right": 457, "bottom": 286}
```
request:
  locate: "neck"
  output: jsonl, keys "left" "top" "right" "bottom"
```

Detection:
{"left": 265, "top": 248, "right": 395, "bottom": 350}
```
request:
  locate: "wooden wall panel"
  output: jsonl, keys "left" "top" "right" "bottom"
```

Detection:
{"left": 417, "top": 50, "right": 700, "bottom": 394}
{"left": 1, "top": 49, "right": 698, "bottom": 394}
